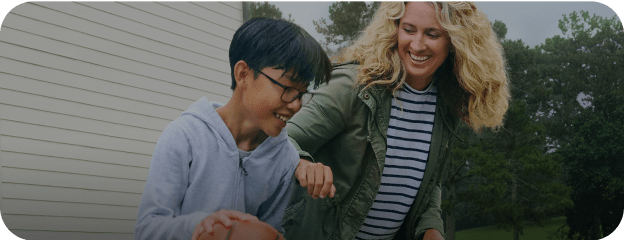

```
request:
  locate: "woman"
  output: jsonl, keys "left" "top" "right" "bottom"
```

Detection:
{"left": 283, "top": 2, "right": 509, "bottom": 240}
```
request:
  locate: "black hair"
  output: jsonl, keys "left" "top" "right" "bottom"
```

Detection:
{"left": 229, "top": 17, "right": 331, "bottom": 90}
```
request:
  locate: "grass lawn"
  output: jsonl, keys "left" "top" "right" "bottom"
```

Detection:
{"left": 455, "top": 216, "right": 567, "bottom": 240}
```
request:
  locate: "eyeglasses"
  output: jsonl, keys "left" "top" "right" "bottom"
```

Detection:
{"left": 255, "top": 70, "right": 314, "bottom": 104}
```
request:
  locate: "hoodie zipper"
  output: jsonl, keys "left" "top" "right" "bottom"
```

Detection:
{"left": 239, "top": 158, "right": 248, "bottom": 176}
{"left": 231, "top": 158, "right": 248, "bottom": 210}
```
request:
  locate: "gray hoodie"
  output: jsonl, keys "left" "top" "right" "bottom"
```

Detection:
{"left": 135, "top": 97, "right": 298, "bottom": 240}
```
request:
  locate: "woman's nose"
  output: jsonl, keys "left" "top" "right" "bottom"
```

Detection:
{"left": 410, "top": 34, "right": 426, "bottom": 52}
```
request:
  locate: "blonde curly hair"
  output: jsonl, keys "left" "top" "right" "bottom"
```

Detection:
{"left": 338, "top": 2, "right": 510, "bottom": 131}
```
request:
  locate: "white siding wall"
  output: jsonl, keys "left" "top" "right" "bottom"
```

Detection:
{"left": 0, "top": 2, "right": 242, "bottom": 239}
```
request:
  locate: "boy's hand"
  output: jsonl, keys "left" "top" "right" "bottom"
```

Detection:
{"left": 295, "top": 158, "right": 336, "bottom": 199}
{"left": 191, "top": 210, "right": 258, "bottom": 240}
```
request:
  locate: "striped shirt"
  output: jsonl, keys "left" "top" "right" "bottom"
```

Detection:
{"left": 355, "top": 83, "right": 437, "bottom": 240}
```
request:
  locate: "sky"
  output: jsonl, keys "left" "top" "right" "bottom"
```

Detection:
{"left": 272, "top": 1, "right": 622, "bottom": 48}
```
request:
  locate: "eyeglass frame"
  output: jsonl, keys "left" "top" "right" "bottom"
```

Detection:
{"left": 254, "top": 69, "right": 313, "bottom": 104}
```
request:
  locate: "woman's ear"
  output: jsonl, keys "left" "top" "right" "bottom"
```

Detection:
{"left": 234, "top": 60, "right": 252, "bottom": 89}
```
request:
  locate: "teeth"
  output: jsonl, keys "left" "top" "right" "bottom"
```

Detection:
{"left": 410, "top": 53, "right": 429, "bottom": 61}
{"left": 275, "top": 114, "right": 289, "bottom": 123}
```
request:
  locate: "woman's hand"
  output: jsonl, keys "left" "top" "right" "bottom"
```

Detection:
{"left": 423, "top": 228, "right": 444, "bottom": 240}
{"left": 191, "top": 209, "right": 258, "bottom": 240}
{"left": 295, "top": 158, "right": 336, "bottom": 199}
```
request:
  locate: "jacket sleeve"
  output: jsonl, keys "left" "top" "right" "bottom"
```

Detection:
{"left": 134, "top": 122, "right": 211, "bottom": 240}
{"left": 414, "top": 182, "right": 445, "bottom": 239}
{"left": 256, "top": 151, "right": 299, "bottom": 233}
{"left": 286, "top": 66, "right": 361, "bottom": 160}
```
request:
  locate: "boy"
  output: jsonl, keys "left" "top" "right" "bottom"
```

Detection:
{"left": 134, "top": 18, "right": 331, "bottom": 240}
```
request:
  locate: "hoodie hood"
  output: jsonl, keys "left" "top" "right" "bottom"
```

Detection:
{"left": 180, "top": 97, "right": 290, "bottom": 155}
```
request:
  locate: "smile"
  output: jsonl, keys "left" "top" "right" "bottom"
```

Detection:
{"left": 274, "top": 113, "right": 290, "bottom": 123}
{"left": 409, "top": 52, "right": 430, "bottom": 62}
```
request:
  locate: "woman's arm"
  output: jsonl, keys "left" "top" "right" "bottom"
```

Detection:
{"left": 414, "top": 183, "right": 445, "bottom": 240}
{"left": 286, "top": 65, "right": 361, "bottom": 198}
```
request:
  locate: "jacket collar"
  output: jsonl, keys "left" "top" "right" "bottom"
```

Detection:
{"left": 357, "top": 77, "right": 460, "bottom": 139}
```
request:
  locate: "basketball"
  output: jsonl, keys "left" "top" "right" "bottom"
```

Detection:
{"left": 198, "top": 219, "right": 285, "bottom": 240}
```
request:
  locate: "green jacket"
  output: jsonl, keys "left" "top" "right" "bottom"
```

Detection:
{"left": 282, "top": 63, "right": 459, "bottom": 240}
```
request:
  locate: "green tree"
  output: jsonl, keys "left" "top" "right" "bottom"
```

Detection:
{"left": 313, "top": 2, "right": 380, "bottom": 52}
{"left": 536, "top": 11, "right": 623, "bottom": 150}
{"left": 558, "top": 109, "right": 624, "bottom": 240}
{"left": 543, "top": 11, "right": 624, "bottom": 240}
{"left": 443, "top": 20, "right": 573, "bottom": 240}
{"left": 492, "top": 19, "right": 508, "bottom": 40}
{"left": 246, "top": 2, "right": 294, "bottom": 22}
{"left": 441, "top": 122, "right": 483, "bottom": 240}
{"left": 462, "top": 100, "right": 572, "bottom": 240}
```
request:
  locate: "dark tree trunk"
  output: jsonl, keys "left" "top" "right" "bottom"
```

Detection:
{"left": 512, "top": 175, "right": 520, "bottom": 240}
{"left": 445, "top": 183, "right": 456, "bottom": 240}
{"left": 590, "top": 204, "right": 601, "bottom": 240}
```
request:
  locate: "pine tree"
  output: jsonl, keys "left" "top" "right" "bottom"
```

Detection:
{"left": 313, "top": 2, "right": 380, "bottom": 53}
{"left": 246, "top": 2, "right": 294, "bottom": 22}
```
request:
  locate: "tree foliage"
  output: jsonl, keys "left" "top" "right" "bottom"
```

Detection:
{"left": 492, "top": 20, "right": 508, "bottom": 40}
{"left": 442, "top": 20, "right": 574, "bottom": 240}
{"left": 542, "top": 10, "right": 624, "bottom": 240}
{"left": 536, "top": 11, "right": 623, "bottom": 149}
{"left": 247, "top": 2, "right": 294, "bottom": 22}
{"left": 462, "top": 100, "right": 571, "bottom": 240}
{"left": 558, "top": 110, "right": 624, "bottom": 240}
{"left": 313, "top": 2, "right": 380, "bottom": 52}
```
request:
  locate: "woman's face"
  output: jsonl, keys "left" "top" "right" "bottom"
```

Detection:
{"left": 397, "top": 2, "right": 451, "bottom": 90}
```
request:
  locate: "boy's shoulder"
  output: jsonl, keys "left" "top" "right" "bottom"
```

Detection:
{"left": 264, "top": 130, "right": 300, "bottom": 171}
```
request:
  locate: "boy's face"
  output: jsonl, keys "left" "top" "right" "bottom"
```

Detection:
{"left": 243, "top": 67, "right": 308, "bottom": 137}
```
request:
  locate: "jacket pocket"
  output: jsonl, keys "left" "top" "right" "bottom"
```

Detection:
{"left": 282, "top": 195, "right": 306, "bottom": 226}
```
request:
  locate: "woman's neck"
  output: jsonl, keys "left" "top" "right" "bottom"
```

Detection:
{"left": 405, "top": 75, "right": 434, "bottom": 91}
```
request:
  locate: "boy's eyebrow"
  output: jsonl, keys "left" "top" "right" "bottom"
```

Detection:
{"left": 279, "top": 70, "right": 295, "bottom": 80}
{"left": 281, "top": 73, "right": 294, "bottom": 79}
{"left": 271, "top": 71, "right": 306, "bottom": 90}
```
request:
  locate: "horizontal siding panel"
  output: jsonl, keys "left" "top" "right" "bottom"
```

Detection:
{"left": 1, "top": 136, "right": 152, "bottom": 169}
{"left": 220, "top": 1, "right": 242, "bottom": 10}
{"left": 121, "top": 2, "right": 235, "bottom": 40}
{"left": 0, "top": 2, "right": 243, "bottom": 238}
{"left": 2, "top": 151, "right": 148, "bottom": 181}
{"left": 0, "top": 89, "right": 171, "bottom": 132}
{"left": 2, "top": 199, "right": 138, "bottom": 220}
{"left": 1, "top": 120, "right": 155, "bottom": 156}
{"left": 1, "top": 72, "right": 182, "bottom": 121}
{"left": 11, "top": 230, "right": 134, "bottom": 240}
{"left": 0, "top": 55, "right": 192, "bottom": 111}
{"left": 4, "top": 13, "right": 229, "bottom": 87}
{"left": 192, "top": 2, "right": 243, "bottom": 21}
{"left": 0, "top": 104, "right": 161, "bottom": 143}
{"left": 1, "top": 167, "right": 145, "bottom": 194}
{"left": 80, "top": 2, "right": 231, "bottom": 51}
{"left": 159, "top": 2, "right": 242, "bottom": 31}
{"left": 29, "top": 2, "right": 229, "bottom": 62}
{"left": 7, "top": 2, "right": 230, "bottom": 76}
{"left": 3, "top": 215, "right": 135, "bottom": 233}
{"left": 0, "top": 29, "right": 232, "bottom": 97}
{"left": 2, "top": 183, "right": 141, "bottom": 207}
{"left": 0, "top": 48, "right": 230, "bottom": 105}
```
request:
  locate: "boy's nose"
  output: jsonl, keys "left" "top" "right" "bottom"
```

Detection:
{"left": 286, "top": 98, "right": 303, "bottom": 113}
